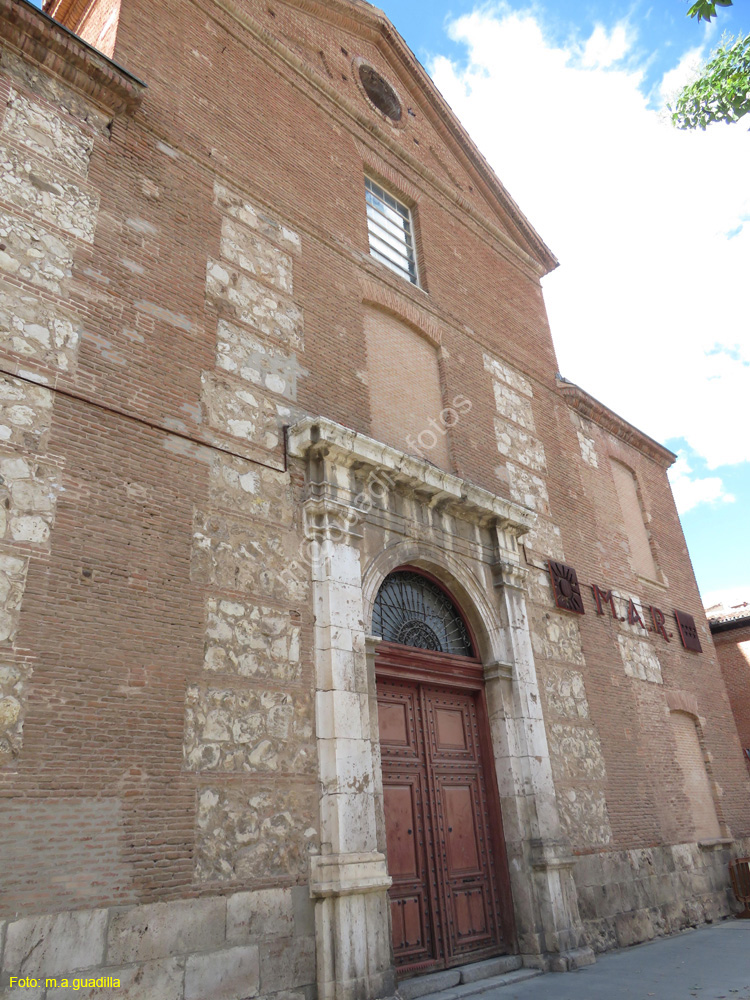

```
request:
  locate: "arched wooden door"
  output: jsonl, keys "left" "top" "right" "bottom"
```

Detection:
{"left": 373, "top": 570, "right": 516, "bottom": 977}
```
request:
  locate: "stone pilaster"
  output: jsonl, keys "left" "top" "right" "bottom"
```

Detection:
{"left": 305, "top": 497, "right": 394, "bottom": 1000}
{"left": 490, "top": 555, "right": 593, "bottom": 971}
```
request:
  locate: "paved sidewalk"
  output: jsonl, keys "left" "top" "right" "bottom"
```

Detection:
{"left": 418, "top": 922, "right": 750, "bottom": 1000}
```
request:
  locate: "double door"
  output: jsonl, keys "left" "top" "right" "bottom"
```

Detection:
{"left": 377, "top": 676, "right": 513, "bottom": 976}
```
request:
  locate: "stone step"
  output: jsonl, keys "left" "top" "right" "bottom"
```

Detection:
{"left": 399, "top": 956, "right": 526, "bottom": 1000}
{"left": 459, "top": 956, "right": 524, "bottom": 984}
{"left": 433, "top": 968, "right": 542, "bottom": 1000}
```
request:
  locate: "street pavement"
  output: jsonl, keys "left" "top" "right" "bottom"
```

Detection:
{"left": 419, "top": 921, "right": 750, "bottom": 1000}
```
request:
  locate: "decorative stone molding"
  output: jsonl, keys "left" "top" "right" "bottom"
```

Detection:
{"left": 310, "top": 852, "right": 392, "bottom": 898}
{"left": 0, "top": 0, "right": 146, "bottom": 116}
{"left": 557, "top": 379, "right": 676, "bottom": 469}
{"left": 493, "top": 558, "right": 529, "bottom": 592}
{"left": 287, "top": 416, "right": 536, "bottom": 534}
{"left": 484, "top": 659, "right": 513, "bottom": 682}
{"left": 303, "top": 496, "right": 364, "bottom": 542}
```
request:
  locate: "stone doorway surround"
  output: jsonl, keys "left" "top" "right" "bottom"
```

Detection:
{"left": 286, "top": 417, "right": 594, "bottom": 1000}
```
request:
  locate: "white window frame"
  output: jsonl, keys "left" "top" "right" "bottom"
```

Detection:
{"left": 364, "top": 176, "right": 418, "bottom": 285}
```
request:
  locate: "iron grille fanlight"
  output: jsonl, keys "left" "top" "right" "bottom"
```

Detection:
{"left": 372, "top": 571, "right": 473, "bottom": 657}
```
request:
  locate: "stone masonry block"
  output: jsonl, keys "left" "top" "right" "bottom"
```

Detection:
{"left": 106, "top": 897, "right": 226, "bottom": 964}
{"left": 204, "top": 598, "right": 301, "bottom": 681}
{"left": 493, "top": 416, "right": 547, "bottom": 473}
{"left": 185, "top": 945, "right": 259, "bottom": 1000}
{"left": 206, "top": 261, "right": 303, "bottom": 350}
{"left": 226, "top": 888, "right": 294, "bottom": 943}
{"left": 208, "top": 453, "right": 294, "bottom": 524}
{"left": 183, "top": 686, "right": 314, "bottom": 774}
{"left": 523, "top": 516, "right": 564, "bottom": 562}
{"left": 216, "top": 320, "right": 306, "bottom": 401}
{"left": 543, "top": 666, "right": 590, "bottom": 720}
{"left": 292, "top": 885, "right": 315, "bottom": 938}
{"left": 492, "top": 380, "right": 536, "bottom": 431}
{"left": 0, "top": 657, "right": 33, "bottom": 764}
{"left": 220, "top": 218, "right": 293, "bottom": 293}
{"left": 617, "top": 634, "right": 663, "bottom": 684}
{"left": 195, "top": 784, "right": 319, "bottom": 883}
{"left": 548, "top": 722, "right": 607, "bottom": 781}
{"left": 201, "top": 371, "right": 291, "bottom": 451}
{"left": 0, "top": 553, "right": 29, "bottom": 645}
{"left": 507, "top": 463, "right": 550, "bottom": 515}
{"left": 2, "top": 89, "right": 93, "bottom": 176}
{"left": 529, "top": 608, "right": 585, "bottom": 666}
{"left": 2, "top": 909, "right": 107, "bottom": 977}
{"left": 191, "top": 510, "right": 308, "bottom": 605}
{"left": 45, "top": 958, "right": 184, "bottom": 1000}
{"left": 0, "top": 278, "right": 81, "bottom": 372}
{"left": 214, "top": 182, "right": 301, "bottom": 255}
{"left": 0, "top": 142, "right": 98, "bottom": 241}
{"left": 0, "top": 375, "right": 53, "bottom": 452}
{"left": 483, "top": 353, "right": 532, "bottom": 396}
{"left": 0, "top": 210, "right": 73, "bottom": 294}
{"left": 259, "top": 936, "right": 315, "bottom": 993}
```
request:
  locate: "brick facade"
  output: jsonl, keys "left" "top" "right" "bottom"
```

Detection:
{"left": 711, "top": 618, "right": 750, "bottom": 770}
{"left": 1, "top": 0, "right": 749, "bottom": 998}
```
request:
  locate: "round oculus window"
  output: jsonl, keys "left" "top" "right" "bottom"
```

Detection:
{"left": 358, "top": 64, "right": 402, "bottom": 122}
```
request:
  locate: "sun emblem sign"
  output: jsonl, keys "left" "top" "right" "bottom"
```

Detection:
{"left": 548, "top": 560, "right": 585, "bottom": 615}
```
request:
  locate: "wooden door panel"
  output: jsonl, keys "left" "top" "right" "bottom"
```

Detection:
{"left": 424, "top": 688, "right": 477, "bottom": 764}
{"left": 450, "top": 885, "right": 491, "bottom": 947}
{"left": 383, "top": 783, "right": 420, "bottom": 879}
{"left": 378, "top": 681, "right": 421, "bottom": 762}
{"left": 378, "top": 671, "right": 514, "bottom": 977}
{"left": 435, "top": 707, "right": 467, "bottom": 749}
{"left": 441, "top": 782, "right": 481, "bottom": 875}
{"left": 391, "top": 895, "right": 428, "bottom": 958}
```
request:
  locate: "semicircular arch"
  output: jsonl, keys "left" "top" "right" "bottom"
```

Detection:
{"left": 361, "top": 540, "right": 507, "bottom": 667}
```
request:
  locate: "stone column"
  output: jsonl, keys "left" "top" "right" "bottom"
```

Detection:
{"left": 489, "top": 552, "right": 593, "bottom": 971}
{"left": 305, "top": 496, "right": 395, "bottom": 1000}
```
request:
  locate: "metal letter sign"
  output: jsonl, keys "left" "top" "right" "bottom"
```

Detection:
{"left": 547, "top": 559, "right": 701, "bottom": 652}
{"left": 548, "top": 561, "right": 585, "bottom": 615}
{"left": 674, "top": 610, "right": 702, "bottom": 652}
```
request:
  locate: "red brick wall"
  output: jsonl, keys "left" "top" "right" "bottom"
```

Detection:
{"left": 1, "top": 0, "right": 749, "bottom": 928}
{"left": 714, "top": 625, "right": 750, "bottom": 769}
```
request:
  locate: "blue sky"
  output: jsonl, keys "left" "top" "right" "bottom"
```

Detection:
{"left": 377, "top": 0, "right": 750, "bottom": 608}
{"left": 34, "top": 0, "right": 749, "bottom": 607}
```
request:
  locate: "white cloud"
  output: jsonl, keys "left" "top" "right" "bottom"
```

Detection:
{"left": 702, "top": 585, "right": 750, "bottom": 610}
{"left": 581, "top": 22, "right": 632, "bottom": 68}
{"left": 667, "top": 453, "right": 735, "bottom": 514}
{"left": 429, "top": 6, "right": 750, "bottom": 472}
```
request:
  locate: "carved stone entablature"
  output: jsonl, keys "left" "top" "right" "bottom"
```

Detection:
{"left": 0, "top": 0, "right": 146, "bottom": 116}
{"left": 493, "top": 558, "right": 530, "bottom": 592}
{"left": 287, "top": 416, "right": 537, "bottom": 535}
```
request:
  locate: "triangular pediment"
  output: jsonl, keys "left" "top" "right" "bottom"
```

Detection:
{"left": 260, "top": 0, "right": 558, "bottom": 274}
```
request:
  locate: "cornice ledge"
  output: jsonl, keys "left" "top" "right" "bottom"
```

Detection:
{"left": 287, "top": 416, "right": 536, "bottom": 534}
{"left": 1, "top": 0, "right": 146, "bottom": 117}
{"left": 557, "top": 380, "right": 676, "bottom": 469}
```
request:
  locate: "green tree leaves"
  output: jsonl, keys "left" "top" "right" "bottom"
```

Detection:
{"left": 670, "top": 32, "right": 750, "bottom": 128}
{"left": 686, "top": 0, "right": 734, "bottom": 24}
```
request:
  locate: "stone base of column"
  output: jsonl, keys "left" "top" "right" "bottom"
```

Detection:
{"left": 312, "top": 853, "right": 396, "bottom": 1000}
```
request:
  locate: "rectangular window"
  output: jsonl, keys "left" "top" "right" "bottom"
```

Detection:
{"left": 365, "top": 176, "right": 418, "bottom": 285}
